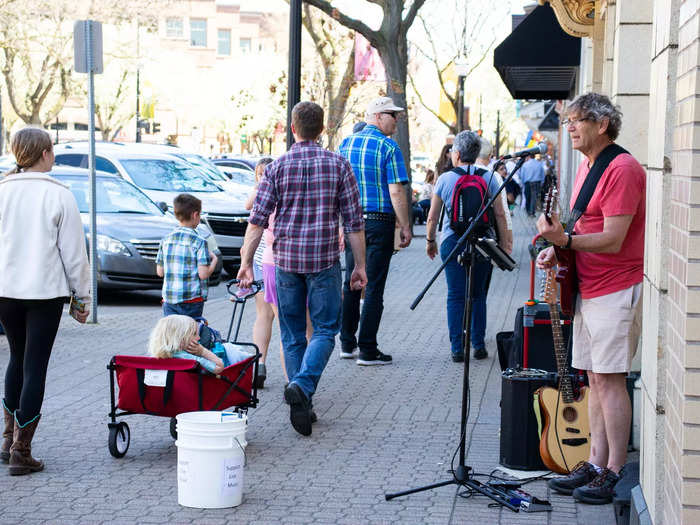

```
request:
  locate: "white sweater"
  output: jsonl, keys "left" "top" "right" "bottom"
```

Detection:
{"left": 0, "top": 172, "right": 90, "bottom": 300}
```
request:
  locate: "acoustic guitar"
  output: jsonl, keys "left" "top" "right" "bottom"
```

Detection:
{"left": 536, "top": 188, "right": 591, "bottom": 474}
{"left": 536, "top": 270, "right": 591, "bottom": 474}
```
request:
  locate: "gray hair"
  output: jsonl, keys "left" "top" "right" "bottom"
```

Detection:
{"left": 567, "top": 92, "right": 623, "bottom": 141}
{"left": 478, "top": 137, "right": 492, "bottom": 160}
{"left": 453, "top": 130, "right": 481, "bottom": 164}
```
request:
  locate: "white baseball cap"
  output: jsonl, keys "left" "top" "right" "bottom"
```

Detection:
{"left": 366, "top": 97, "right": 404, "bottom": 116}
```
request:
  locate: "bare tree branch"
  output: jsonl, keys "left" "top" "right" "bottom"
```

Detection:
{"left": 303, "top": 0, "right": 380, "bottom": 46}
{"left": 402, "top": 0, "right": 427, "bottom": 34}
{"left": 408, "top": 69, "right": 455, "bottom": 134}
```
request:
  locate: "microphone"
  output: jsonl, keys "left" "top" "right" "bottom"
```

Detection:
{"left": 500, "top": 142, "right": 547, "bottom": 159}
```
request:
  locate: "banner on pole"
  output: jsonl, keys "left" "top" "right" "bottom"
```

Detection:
{"left": 354, "top": 34, "right": 385, "bottom": 82}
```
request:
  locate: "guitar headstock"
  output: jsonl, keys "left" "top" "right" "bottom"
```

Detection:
{"left": 543, "top": 186, "right": 559, "bottom": 225}
{"left": 543, "top": 268, "right": 558, "bottom": 305}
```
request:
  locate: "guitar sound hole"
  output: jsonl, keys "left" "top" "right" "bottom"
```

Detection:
{"left": 562, "top": 407, "right": 577, "bottom": 422}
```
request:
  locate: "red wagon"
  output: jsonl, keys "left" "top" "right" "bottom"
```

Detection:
{"left": 106, "top": 280, "right": 261, "bottom": 458}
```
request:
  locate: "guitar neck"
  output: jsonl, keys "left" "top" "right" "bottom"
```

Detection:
{"left": 548, "top": 303, "right": 574, "bottom": 403}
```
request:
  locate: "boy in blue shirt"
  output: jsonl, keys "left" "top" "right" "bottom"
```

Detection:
{"left": 156, "top": 194, "right": 218, "bottom": 318}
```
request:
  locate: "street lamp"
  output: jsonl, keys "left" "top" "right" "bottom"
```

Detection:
{"left": 455, "top": 59, "right": 468, "bottom": 132}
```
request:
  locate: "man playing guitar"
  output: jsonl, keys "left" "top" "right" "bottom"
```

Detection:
{"left": 536, "top": 93, "right": 645, "bottom": 505}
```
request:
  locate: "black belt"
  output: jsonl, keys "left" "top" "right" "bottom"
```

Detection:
{"left": 363, "top": 212, "right": 395, "bottom": 222}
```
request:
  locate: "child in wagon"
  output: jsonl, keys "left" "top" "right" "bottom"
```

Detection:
{"left": 148, "top": 315, "right": 251, "bottom": 374}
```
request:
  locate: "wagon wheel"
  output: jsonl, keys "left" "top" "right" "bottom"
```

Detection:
{"left": 108, "top": 422, "right": 130, "bottom": 458}
{"left": 169, "top": 417, "right": 177, "bottom": 440}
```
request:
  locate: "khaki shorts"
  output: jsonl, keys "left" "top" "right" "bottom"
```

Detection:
{"left": 572, "top": 283, "right": 642, "bottom": 374}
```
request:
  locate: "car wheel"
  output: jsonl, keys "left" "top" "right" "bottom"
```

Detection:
{"left": 223, "top": 262, "right": 238, "bottom": 276}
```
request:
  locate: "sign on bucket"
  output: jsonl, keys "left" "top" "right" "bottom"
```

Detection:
{"left": 176, "top": 411, "right": 248, "bottom": 508}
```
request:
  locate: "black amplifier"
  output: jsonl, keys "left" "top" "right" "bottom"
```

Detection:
{"left": 499, "top": 368, "right": 557, "bottom": 471}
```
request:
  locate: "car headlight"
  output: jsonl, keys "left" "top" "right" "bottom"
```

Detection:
{"left": 95, "top": 234, "right": 132, "bottom": 256}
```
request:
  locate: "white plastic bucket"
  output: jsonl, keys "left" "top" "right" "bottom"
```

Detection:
{"left": 176, "top": 411, "right": 247, "bottom": 508}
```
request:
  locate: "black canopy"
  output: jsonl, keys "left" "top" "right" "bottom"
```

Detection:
{"left": 494, "top": 4, "right": 581, "bottom": 100}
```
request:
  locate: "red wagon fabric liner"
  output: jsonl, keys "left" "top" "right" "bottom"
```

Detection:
{"left": 113, "top": 355, "right": 256, "bottom": 418}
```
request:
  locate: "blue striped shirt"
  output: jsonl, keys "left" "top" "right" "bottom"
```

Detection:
{"left": 338, "top": 125, "right": 409, "bottom": 213}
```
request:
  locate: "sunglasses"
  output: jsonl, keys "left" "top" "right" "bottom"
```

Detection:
{"left": 381, "top": 112, "right": 397, "bottom": 119}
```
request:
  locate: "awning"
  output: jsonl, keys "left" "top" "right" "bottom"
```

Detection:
{"left": 494, "top": 3, "right": 581, "bottom": 100}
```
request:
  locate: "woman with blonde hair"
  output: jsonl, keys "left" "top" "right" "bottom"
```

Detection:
{"left": 0, "top": 127, "right": 90, "bottom": 475}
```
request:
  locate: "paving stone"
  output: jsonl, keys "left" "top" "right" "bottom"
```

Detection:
{"left": 0, "top": 213, "right": 619, "bottom": 524}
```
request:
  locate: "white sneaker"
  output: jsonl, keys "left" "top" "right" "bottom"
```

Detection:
{"left": 340, "top": 348, "right": 357, "bottom": 359}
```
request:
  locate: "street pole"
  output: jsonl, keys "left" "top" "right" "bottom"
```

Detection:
{"left": 0, "top": 94, "right": 3, "bottom": 155}
{"left": 456, "top": 75, "right": 465, "bottom": 132}
{"left": 135, "top": 20, "right": 141, "bottom": 143}
{"left": 286, "top": 0, "right": 302, "bottom": 150}
{"left": 479, "top": 94, "right": 482, "bottom": 130}
{"left": 495, "top": 110, "right": 501, "bottom": 157}
{"left": 86, "top": 22, "right": 98, "bottom": 323}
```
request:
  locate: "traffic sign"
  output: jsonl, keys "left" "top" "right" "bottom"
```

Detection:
{"left": 74, "top": 20, "right": 103, "bottom": 74}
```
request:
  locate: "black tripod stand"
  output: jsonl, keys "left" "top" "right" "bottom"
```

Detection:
{"left": 385, "top": 157, "right": 526, "bottom": 511}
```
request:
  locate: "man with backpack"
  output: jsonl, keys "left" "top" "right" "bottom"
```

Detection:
{"left": 425, "top": 131, "right": 509, "bottom": 362}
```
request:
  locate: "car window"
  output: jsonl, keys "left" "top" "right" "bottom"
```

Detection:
{"left": 180, "top": 154, "right": 228, "bottom": 182}
{"left": 120, "top": 158, "right": 222, "bottom": 193}
{"left": 55, "top": 154, "right": 87, "bottom": 168}
{"left": 57, "top": 176, "right": 164, "bottom": 214}
{"left": 222, "top": 168, "right": 255, "bottom": 186}
{"left": 95, "top": 157, "right": 119, "bottom": 174}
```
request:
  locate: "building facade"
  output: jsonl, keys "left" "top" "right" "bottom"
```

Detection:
{"left": 538, "top": 1, "right": 699, "bottom": 523}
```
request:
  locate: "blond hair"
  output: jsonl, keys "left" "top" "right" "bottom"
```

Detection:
{"left": 3, "top": 127, "right": 53, "bottom": 177}
{"left": 148, "top": 315, "right": 197, "bottom": 358}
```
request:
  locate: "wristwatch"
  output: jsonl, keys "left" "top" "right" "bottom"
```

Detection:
{"left": 563, "top": 233, "right": 573, "bottom": 249}
{"left": 426, "top": 238, "right": 436, "bottom": 243}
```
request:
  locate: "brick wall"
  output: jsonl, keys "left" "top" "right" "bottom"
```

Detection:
{"left": 665, "top": 1, "right": 700, "bottom": 523}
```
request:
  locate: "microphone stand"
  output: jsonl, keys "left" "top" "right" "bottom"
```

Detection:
{"left": 385, "top": 156, "right": 527, "bottom": 509}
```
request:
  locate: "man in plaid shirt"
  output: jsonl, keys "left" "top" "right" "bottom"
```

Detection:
{"left": 238, "top": 101, "right": 367, "bottom": 436}
{"left": 156, "top": 194, "right": 218, "bottom": 319}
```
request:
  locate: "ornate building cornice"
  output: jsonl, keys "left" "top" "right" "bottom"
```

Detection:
{"left": 538, "top": 0, "right": 595, "bottom": 37}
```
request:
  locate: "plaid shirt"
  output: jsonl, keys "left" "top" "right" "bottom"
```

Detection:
{"left": 248, "top": 141, "right": 364, "bottom": 274}
{"left": 156, "top": 226, "right": 210, "bottom": 304}
{"left": 338, "top": 124, "right": 409, "bottom": 213}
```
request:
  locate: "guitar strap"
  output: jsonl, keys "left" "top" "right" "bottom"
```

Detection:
{"left": 564, "top": 143, "right": 629, "bottom": 235}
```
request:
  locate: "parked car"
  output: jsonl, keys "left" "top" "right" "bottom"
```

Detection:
{"left": 100, "top": 143, "right": 246, "bottom": 196}
{"left": 50, "top": 166, "right": 222, "bottom": 290}
{"left": 211, "top": 155, "right": 258, "bottom": 172}
{"left": 53, "top": 143, "right": 249, "bottom": 274}
{"left": 214, "top": 165, "right": 256, "bottom": 194}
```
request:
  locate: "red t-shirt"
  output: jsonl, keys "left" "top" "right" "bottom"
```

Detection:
{"left": 570, "top": 153, "right": 646, "bottom": 299}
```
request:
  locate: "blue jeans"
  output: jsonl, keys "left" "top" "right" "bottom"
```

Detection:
{"left": 340, "top": 218, "right": 396, "bottom": 355}
{"left": 162, "top": 301, "right": 204, "bottom": 319}
{"left": 525, "top": 181, "right": 542, "bottom": 216}
{"left": 440, "top": 234, "right": 492, "bottom": 355}
{"left": 276, "top": 261, "right": 342, "bottom": 398}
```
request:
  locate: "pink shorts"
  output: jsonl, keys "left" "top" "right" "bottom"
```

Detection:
{"left": 262, "top": 264, "right": 278, "bottom": 307}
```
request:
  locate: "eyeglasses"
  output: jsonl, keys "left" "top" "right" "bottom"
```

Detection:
{"left": 381, "top": 112, "right": 397, "bottom": 120}
{"left": 561, "top": 116, "right": 590, "bottom": 127}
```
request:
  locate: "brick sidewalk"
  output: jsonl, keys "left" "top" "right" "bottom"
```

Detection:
{"left": 0, "top": 208, "right": 617, "bottom": 524}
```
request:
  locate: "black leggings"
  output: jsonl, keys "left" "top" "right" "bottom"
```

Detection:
{"left": 0, "top": 297, "right": 64, "bottom": 425}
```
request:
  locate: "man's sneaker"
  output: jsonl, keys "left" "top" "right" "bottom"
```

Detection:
{"left": 572, "top": 468, "right": 620, "bottom": 505}
{"left": 357, "top": 350, "right": 392, "bottom": 366}
{"left": 340, "top": 347, "right": 357, "bottom": 359}
{"left": 283, "top": 383, "right": 312, "bottom": 436}
{"left": 548, "top": 461, "right": 598, "bottom": 495}
{"left": 451, "top": 351, "right": 465, "bottom": 363}
{"left": 473, "top": 347, "right": 488, "bottom": 360}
